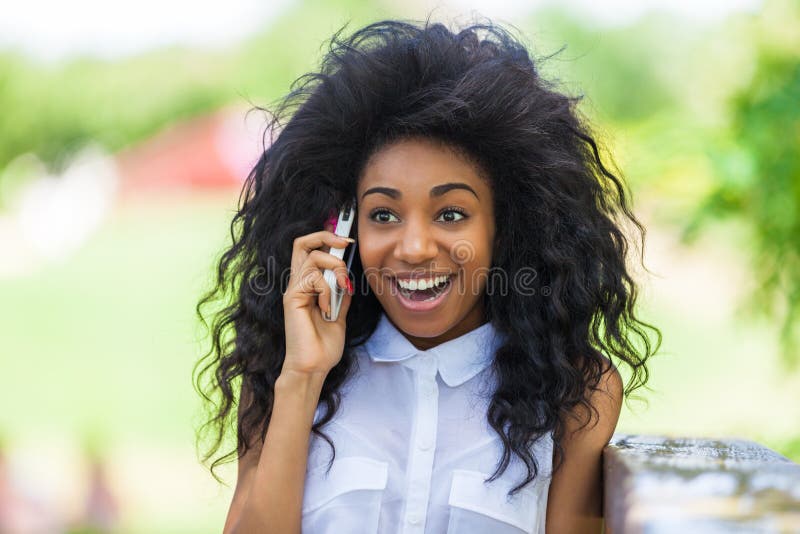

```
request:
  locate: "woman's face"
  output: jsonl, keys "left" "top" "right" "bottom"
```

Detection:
{"left": 356, "top": 137, "right": 496, "bottom": 350}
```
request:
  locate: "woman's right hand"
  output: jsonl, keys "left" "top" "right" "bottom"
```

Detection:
{"left": 282, "top": 229, "right": 355, "bottom": 377}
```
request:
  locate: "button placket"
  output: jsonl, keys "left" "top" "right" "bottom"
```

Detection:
{"left": 402, "top": 354, "right": 439, "bottom": 534}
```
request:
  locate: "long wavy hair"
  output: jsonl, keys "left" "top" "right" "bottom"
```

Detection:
{"left": 194, "top": 18, "right": 661, "bottom": 497}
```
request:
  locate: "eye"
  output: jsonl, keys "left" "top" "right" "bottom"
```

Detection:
{"left": 368, "top": 208, "right": 399, "bottom": 223}
{"left": 436, "top": 207, "right": 468, "bottom": 224}
{"left": 367, "top": 207, "right": 469, "bottom": 224}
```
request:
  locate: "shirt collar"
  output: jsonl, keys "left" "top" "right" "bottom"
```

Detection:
{"left": 363, "top": 312, "right": 504, "bottom": 387}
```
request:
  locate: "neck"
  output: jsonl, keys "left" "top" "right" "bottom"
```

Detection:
{"left": 398, "top": 302, "right": 487, "bottom": 351}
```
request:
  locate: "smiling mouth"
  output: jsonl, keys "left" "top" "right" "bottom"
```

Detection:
{"left": 391, "top": 275, "right": 454, "bottom": 301}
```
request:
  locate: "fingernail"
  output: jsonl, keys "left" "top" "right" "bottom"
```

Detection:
{"left": 345, "top": 278, "right": 353, "bottom": 294}
{"left": 338, "top": 236, "right": 355, "bottom": 243}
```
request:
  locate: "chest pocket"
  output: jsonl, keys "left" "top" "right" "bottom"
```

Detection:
{"left": 302, "top": 456, "right": 389, "bottom": 534}
{"left": 446, "top": 469, "right": 548, "bottom": 534}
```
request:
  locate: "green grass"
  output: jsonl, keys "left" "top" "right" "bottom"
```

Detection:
{"left": 1, "top": 193, "right": 797, "bottom": 533}
{"left": 0, "top": 193, "right": 238, "bottom": 533}
{"left": 0, "top": 194, "right": 235, "bottom": 443}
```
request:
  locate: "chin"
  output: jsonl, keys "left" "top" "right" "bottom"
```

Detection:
{"left": 382, "top": 305, "right": 455, "bottom": 338}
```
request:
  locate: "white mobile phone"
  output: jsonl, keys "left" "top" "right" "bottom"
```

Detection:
{"left": 323, "top": 199, "right": 356, "bottom": 321}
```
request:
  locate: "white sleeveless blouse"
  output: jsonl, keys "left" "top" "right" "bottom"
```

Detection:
{"left": 301, "top": 312, "right": 553, "bottom": 534}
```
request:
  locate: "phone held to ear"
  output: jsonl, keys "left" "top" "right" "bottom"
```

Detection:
{"left": 323, "top": 198, "right": 357, "bottom": 322}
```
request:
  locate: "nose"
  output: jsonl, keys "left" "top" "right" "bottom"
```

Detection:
{"left": 393, "top": 214, "right": 438, "bottom": 265}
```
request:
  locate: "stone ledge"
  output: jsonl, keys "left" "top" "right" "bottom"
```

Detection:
{"left": 604, "top": 434, "right": 800, "bottom": 533}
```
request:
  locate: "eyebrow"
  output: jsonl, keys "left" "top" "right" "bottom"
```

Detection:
{"left": 361, "top": 182, "right": 479, "bottom": 201}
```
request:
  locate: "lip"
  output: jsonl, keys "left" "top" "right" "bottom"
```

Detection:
{"left": 391, "top": 275, "right": 454, "bottom": 312}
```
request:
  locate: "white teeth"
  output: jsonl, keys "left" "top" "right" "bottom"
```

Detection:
{"left": 397, "top": 275, "right": 450, "bottom": 291}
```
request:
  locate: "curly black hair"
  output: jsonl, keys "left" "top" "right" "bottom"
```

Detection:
{"left": 194, "top": 17, "right": 661, "bottom": 497}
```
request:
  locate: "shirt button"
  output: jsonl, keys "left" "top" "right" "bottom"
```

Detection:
{"left": 418, "top": 438, "right": 432, "bottom": 451}
{"left": 408, "top": 514, "right": 421, "bottom": 525}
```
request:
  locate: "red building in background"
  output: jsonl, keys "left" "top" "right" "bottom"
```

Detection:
{"left": 115, "top": 105, "right": 266, "bottom": 197}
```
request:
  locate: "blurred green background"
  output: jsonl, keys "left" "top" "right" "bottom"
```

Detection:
{"left": 1, "top": 0, "right": 798, "bottom": 532}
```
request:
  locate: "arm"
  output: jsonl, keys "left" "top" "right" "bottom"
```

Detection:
{"left": 545, "top": 361, "right": 623, "bottom": 534}
{"left": 224, "top": 228, "right": 353, "bottom": 533}
{"left": 223, "top": 370, "right": 327, "bottom": 534}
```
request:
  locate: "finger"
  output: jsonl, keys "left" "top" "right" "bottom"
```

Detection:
{"left": 287, "top": 268, "right": 331, "bottom": 315}
{"left": 335, "top": 279, "right": 354, "bottom": 323}
{"left": 316, "top": 265, "right": 351, "bottom": 316}
{"left": 302, "top": 250, "right": 350, "bottom": 283}
{"left": 288, "top": 251, "right": 349, "bottom": 311}
{"left": 293, "top": 231, "right": 345, "bottom": 270}
{"left": 318, "top": 283, "right": 330, "bottom": 316}
{"left": 317, "top": 270, "right": 339, "bottom": 318}
{"left": 291, "top": 231, "right": 354, "bottom": 275}
{"left": 321, "top": 268, "right": 353, "bottom": 319}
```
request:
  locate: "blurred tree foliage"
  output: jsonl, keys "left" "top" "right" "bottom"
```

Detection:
{"left": 525, "top": 8, "right": 694, "bottom": 123}
{"left": 0, "top": 49, "right": 229, "bottom": 173}
{"left": 684, "top": 0, "right": 800, "bottom": 367}
{"left": 0, "top": 0, "right": 387, "bottom": 208}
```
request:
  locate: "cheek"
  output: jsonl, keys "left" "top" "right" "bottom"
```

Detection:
{"left": 449, "top": 231, "right": 493, "bottom": 268}
{"left": 455, "top": 234, "right": 494, "bottom": 288}
{"left": 356, "top": 241, "right": 386, "bottom": 292}
{"left": 356, "top": 227, "right": 398, "bottom": 266}
{"left": 357, "top": 238, "right": 380, "bottom": 270}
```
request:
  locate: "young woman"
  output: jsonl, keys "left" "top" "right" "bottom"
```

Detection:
{"left": 195, "top": 18, "right": 660, "bottom": 534}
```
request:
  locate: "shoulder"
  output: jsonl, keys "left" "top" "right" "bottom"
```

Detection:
{"left": 545, "top": 358, "right": 623, "bottom": 532}
{"left": 588, "top": 358, "right": 623, "bottom": 428}
{"left": 571, "top": 357, "right": 623, "bottom": 441}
